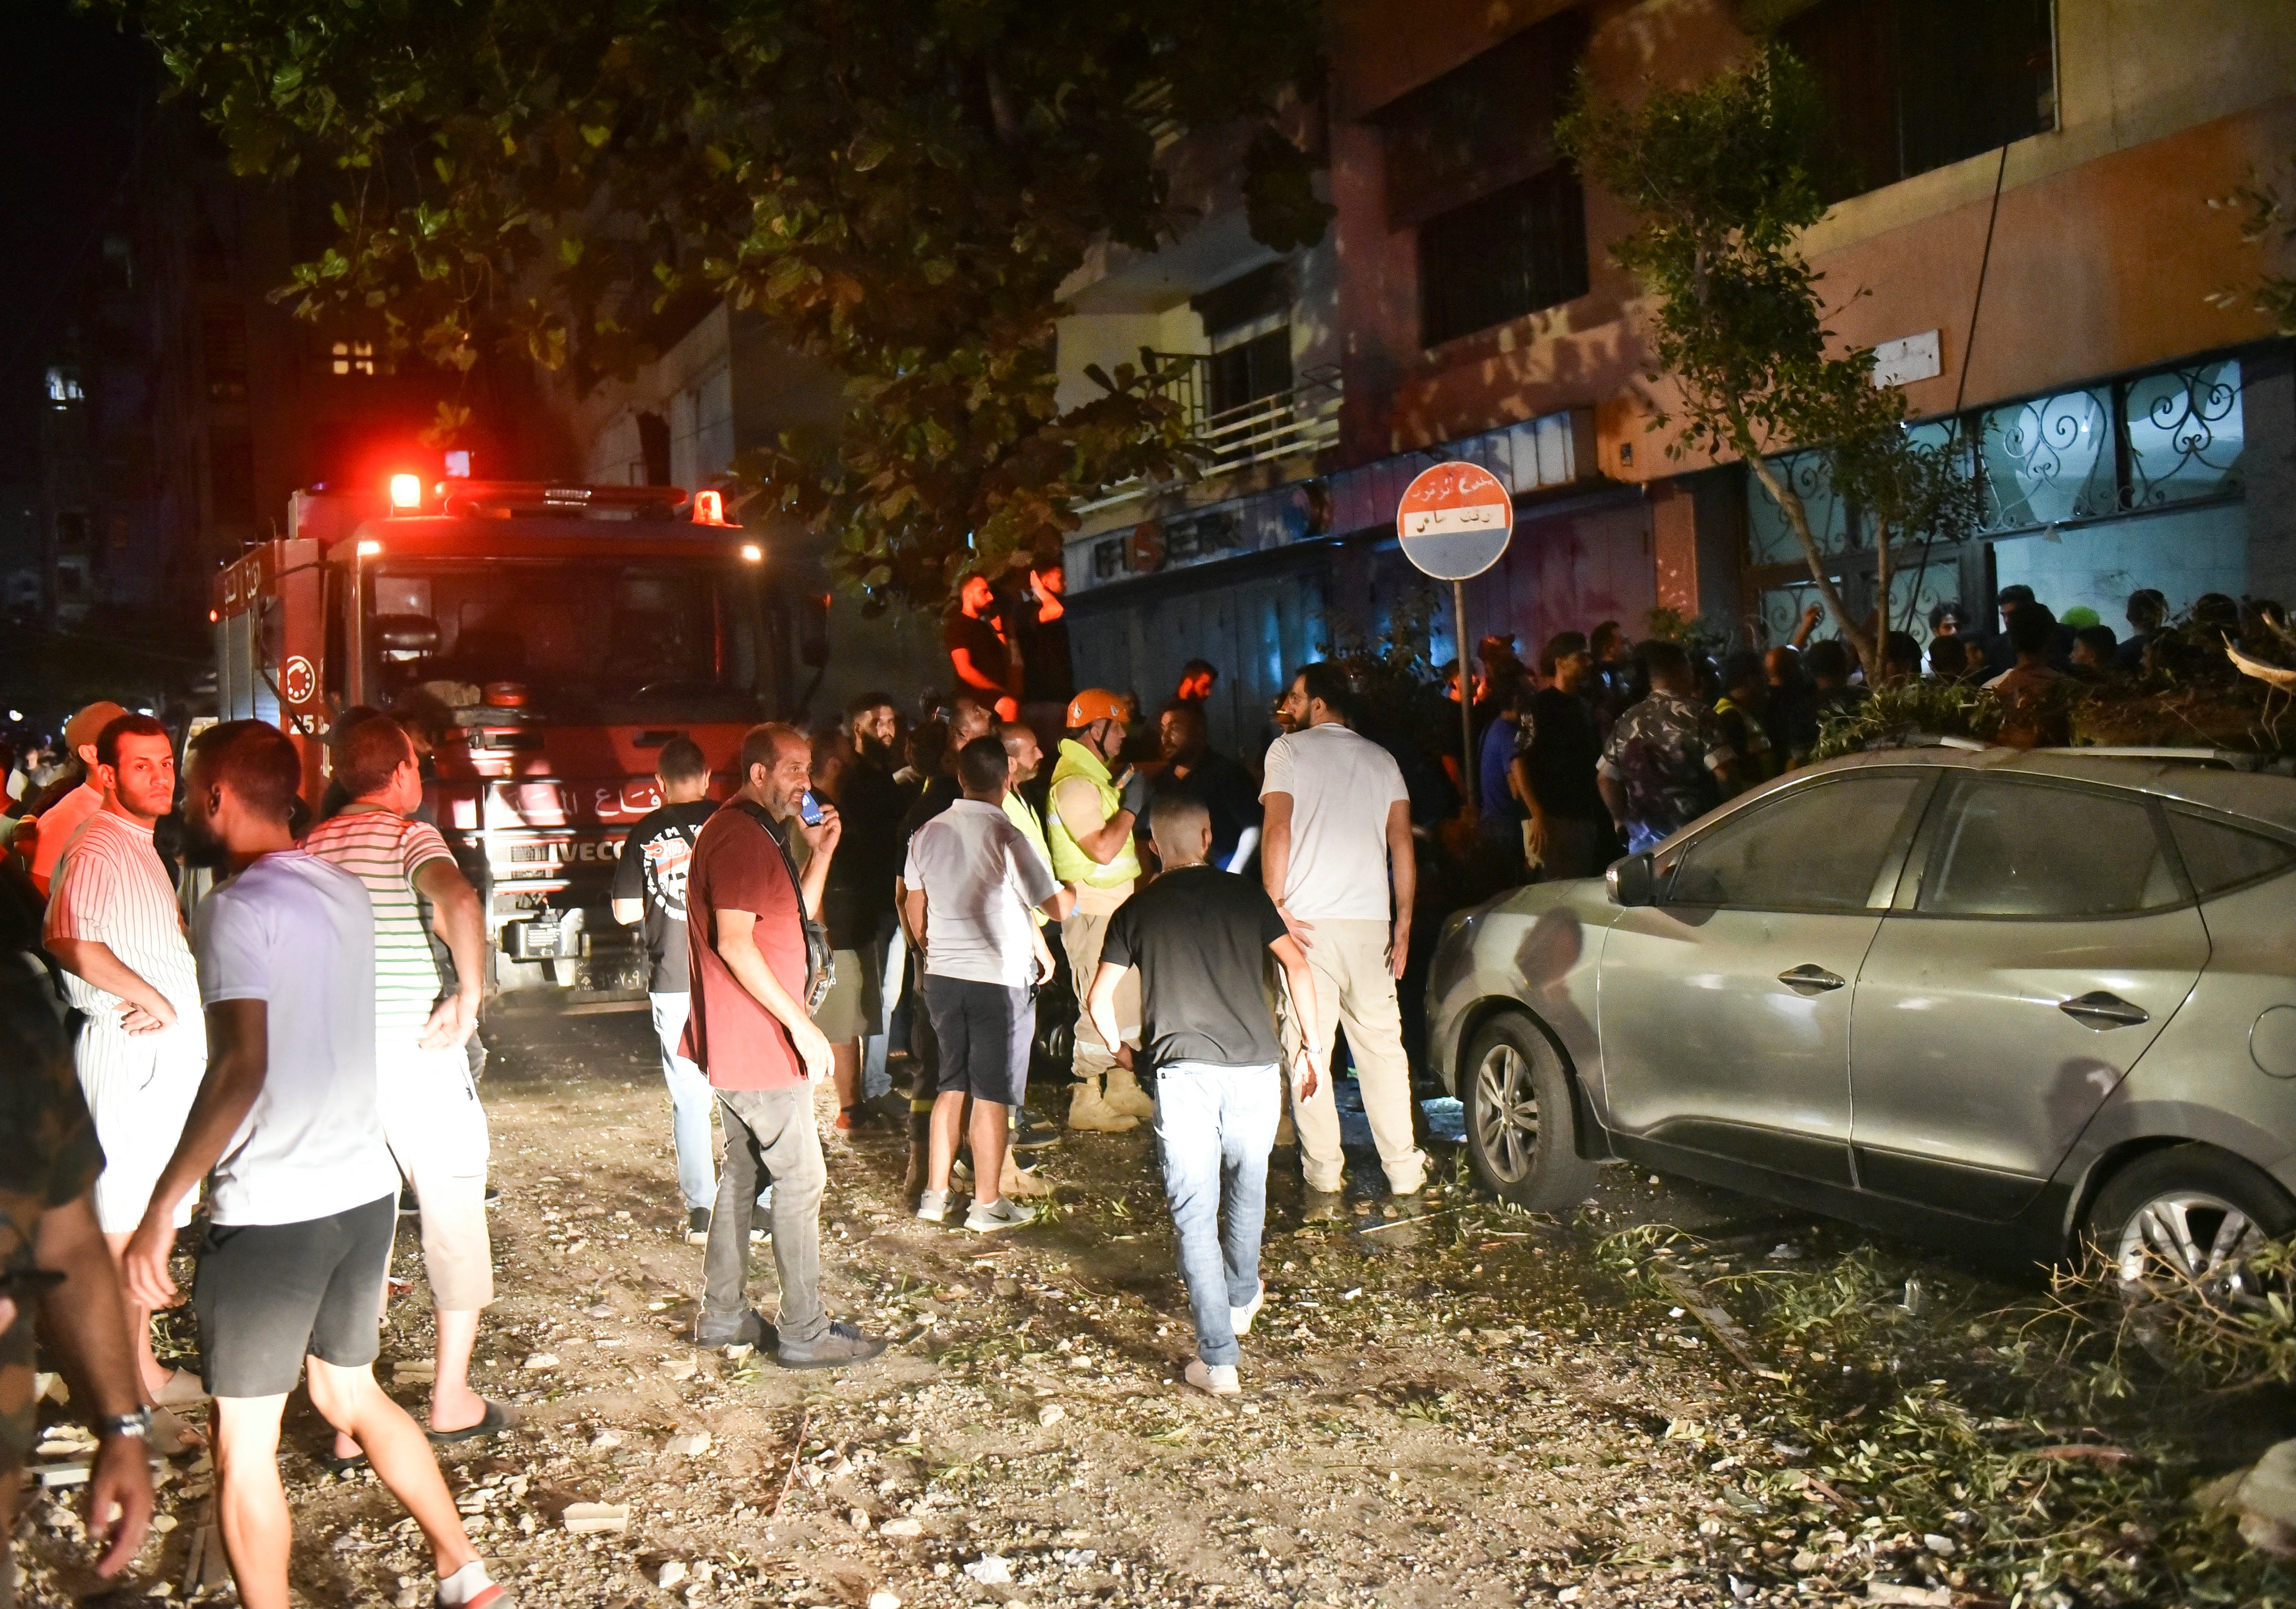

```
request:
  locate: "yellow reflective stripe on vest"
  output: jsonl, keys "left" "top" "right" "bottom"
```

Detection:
{"left": 1045, "top": 739, "right": 1141, "bottom": 888}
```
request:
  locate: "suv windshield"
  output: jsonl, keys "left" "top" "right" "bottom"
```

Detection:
{"left": 369, "top": 561, "right": 764, "bottom": 717}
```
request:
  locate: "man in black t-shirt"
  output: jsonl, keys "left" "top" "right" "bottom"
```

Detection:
{"left": 945, "top": 575, "right": 1020, "bottom": 721}
{"left": 1510, "top": 632, "right": 1615, "bottom": 881}
{"left": 611, "top": 736, "right": 722, "bottom": 1239}
{"left": 1146, "top": 700, "right": 1262, "bottom": 871}
{"left": 1085, "top": 794, "right": 1320, "bottom": 1397}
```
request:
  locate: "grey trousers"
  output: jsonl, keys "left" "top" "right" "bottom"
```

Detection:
{"left": 702, "top": 1087, "right": 828, "bottom": 1348}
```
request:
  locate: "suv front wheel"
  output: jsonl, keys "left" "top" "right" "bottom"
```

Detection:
{"left": 1459, "top": 1014, "right": 1596, "bottom": 1212}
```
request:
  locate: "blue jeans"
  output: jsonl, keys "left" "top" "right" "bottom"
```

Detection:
{"left": 1152, "top": 1061, "right": 1282, "bottom": 1367}
{"left": 1625, "top": 820, "right": 1668, "bottom": 855}
{"left": 650, "top": 992, "right": 718, "bottom": 1211}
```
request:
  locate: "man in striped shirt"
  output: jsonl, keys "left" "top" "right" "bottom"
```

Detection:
{"left": 301, "top": 716, "right": 504, "bottom": 1454}
{"left": 44, "top": 712, "right": 211, "bottom": 1416}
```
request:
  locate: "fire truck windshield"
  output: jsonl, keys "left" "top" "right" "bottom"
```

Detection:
{"left": 367, "top": 561, "right": 765, "bottom": 718}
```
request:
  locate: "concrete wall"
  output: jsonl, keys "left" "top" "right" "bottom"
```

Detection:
{"left": 1323, "top": 0, "right": 2296, "bottom": 476}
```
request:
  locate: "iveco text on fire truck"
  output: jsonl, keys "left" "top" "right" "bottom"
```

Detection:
{"left": 213, "top": 477, "right": 818, "bottom": 999}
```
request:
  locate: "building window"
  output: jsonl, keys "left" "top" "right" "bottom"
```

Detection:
{"left": 44, "top": 367, "right": 84, "bottom": 406}
{"left": 209, "top": 427, "right": 257, "bottom": 525}
{"left": 1786, "top": 0, "right": 2056, "bottom": 201}
{"left": 1417, "top": 167, "right": 1589, "bottom": 349}
{"left": 637, "top": 411, "right": 673, "bottom": 486}
{"left": 203, "top": 309, "right": 249, "bottom": 402}
{"left": 1744, "top": 357, "right": 2249, "bottom": 649}
{"left": 329, "top": 339, "right": 377, "bottom": 377}
{"left": 1374, "top": 11, "right": 1591, "bottom": 349}
{"left": 1207, "top": 328, "right": 1292, "bottom": 420}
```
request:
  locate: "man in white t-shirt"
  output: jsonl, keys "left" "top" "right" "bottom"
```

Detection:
{"left": 121, "top": 721, "right": 509, "bottom": 1609}
{"left": 1260, "top": 661, "right": 1429, "bottom": 1210}
{"left": 44, "top": 712, "right": 211, "bottom": 1415}
{"left": 902, "top": 736, "right": 1066, "bottom": 1234}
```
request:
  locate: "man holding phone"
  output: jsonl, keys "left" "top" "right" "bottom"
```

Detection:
{"left": 681, "top": 724, "right": 885, "bottom": 1367}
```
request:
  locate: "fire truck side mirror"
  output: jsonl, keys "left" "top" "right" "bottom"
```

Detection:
{"left": 798, "top": 593, "right": 830, "bottom": 669}
{"left": 375, "top": 614, "right": 441, "bottom": 658}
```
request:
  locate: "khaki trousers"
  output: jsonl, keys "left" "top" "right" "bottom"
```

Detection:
{"left": 1060, "top": 907, "right": 1139, "bottom": 1085}
{"left": 1277, "top": 917, "right": 1427, "bottom": 1195}
{"left": 378, "top": 1043, "right": 494, "bottom": 1311}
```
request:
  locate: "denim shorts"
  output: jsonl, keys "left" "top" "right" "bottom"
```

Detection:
{"left": 194, "top": 1195, "right": 396, "bottom": 1398}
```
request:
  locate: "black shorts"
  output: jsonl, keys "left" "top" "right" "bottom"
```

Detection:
{"left": 193, "top": 1195, "right": 396, "bottom": 1398}
{"left": 920, "top": 975, "right": 1032, "bottom": 1108}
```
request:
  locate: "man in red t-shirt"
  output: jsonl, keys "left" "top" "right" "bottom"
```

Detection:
{"left": 682, "top": 723, "right": 887, "bottom": 1368}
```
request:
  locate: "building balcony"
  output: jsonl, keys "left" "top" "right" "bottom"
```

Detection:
{"left": 1074, "top": 359, "right": 1341, "bottom": 518}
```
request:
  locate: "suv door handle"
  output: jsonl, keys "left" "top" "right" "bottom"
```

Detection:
{"left": 1778, "top": 964, "right": 1846, "bottom": 992}
{"left": 2059, "top": 991, "right": 2150, "bottom": 1029}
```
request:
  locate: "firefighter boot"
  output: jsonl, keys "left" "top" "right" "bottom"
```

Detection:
{"left": 1001, "top": 1147, "right": 1052, "bottom": 1199}
{"left": 1067, "top": 1077, "right": 1138, "bottom": 1133}
{"left": 1103, "top": 1064, "right": 1157, "bottom": 1122}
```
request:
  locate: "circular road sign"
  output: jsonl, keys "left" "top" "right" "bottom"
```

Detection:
{"left": 1396, "top": 460, "right": 1514, "bottom": 581}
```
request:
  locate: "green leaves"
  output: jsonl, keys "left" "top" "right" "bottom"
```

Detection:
{"left": 1562, "top": 43, "right": 1976, "bottom": 670}
{"left": 122, "top": 0, "right": 1326, "bottom": 613}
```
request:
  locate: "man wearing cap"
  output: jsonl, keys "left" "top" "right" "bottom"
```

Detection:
{"left": 1043, "top": 690, "right": 1155, "bottom": 1132}
{"left": 22, "top": 701, "right": 129, "bottom": 899}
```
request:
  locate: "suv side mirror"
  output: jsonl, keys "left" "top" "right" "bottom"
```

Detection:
{"left": 1608, "top": 851, "right": 1656, "bottom": 907}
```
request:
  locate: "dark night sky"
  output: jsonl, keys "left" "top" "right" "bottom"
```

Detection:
{"left": 0, "top": 0, "right": 157, "bottom": 488}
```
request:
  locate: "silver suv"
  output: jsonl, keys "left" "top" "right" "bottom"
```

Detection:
{"left": 1425, "top": 748, "right": 2296, "bottom": 1281}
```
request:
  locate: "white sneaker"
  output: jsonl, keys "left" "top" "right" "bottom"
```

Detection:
{"left": 1183, "top": 1359, "right": 1240, "bottom": 1395}
{"left": 1231, "top": 1283, "right": 1265, "bottom": 1336}
{"left": 965, "top": 1196, "right": 1036, "bottom": 1233}
{"left": 915, "top": 1189, "right": 948, "bottom": 1224}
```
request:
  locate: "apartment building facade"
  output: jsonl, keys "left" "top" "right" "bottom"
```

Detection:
{"left": 1055, "top": 0, "right": 2296, "bottom": 761}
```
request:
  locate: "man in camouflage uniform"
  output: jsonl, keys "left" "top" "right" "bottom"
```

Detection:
{"left": 0, "top": 903, "right": 155, "bottom": 1602}
{"left": 1597, "top": 640, "right": 1738, "bottom": 854}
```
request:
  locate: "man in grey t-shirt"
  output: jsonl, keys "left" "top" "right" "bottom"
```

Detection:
{"left": 122, "top": 722, "right": 509, "bottom": 1609}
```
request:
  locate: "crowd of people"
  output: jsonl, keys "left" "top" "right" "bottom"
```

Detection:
{"left": 1459, "top": 583, "right": 2289, "bottom": 879}
{"left": 0, "top": 572, "right": 2273, "bottom": 1600}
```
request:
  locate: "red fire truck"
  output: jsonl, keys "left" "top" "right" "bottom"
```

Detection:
{"left": 213, "top": 477, "right": 820, "bottom": 999}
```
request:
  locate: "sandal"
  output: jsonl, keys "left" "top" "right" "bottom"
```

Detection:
{"left": 426, "top": 1399, "right": 511, "bottom": 1444}
{"left": 318, "top": 1447, "right": 369, "bottom": 1476}
{"left": 149, "top": 1407, "right": 206, "bottom": 1457}
{"left": 152, "top": 1367, "right": 209, "bottom": 1408}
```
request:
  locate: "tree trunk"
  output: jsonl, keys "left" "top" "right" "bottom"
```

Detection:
{"left": 1872, "top": 515, "right": 1893, "bottom": 682}
{"left": 1739, "top": 434, "right": 1880, "bottom": 672}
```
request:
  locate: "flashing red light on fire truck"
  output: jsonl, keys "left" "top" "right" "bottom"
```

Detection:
{"left": 388, "top": 473, "right": 423, "bottom": 512}
{"left": 692, "top": 488, "right": 728, "bottom": 525}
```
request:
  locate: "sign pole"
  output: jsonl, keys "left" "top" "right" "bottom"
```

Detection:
{"left": 1453, "top": 577, "right": 1476, "bottom": 824}
{"left": 1394, "top": 458, "right": 1514, "bottom": 833}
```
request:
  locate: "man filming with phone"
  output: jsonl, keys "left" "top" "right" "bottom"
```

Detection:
{"left": 680, "top": 724, "right": 885, "bottom": 1368}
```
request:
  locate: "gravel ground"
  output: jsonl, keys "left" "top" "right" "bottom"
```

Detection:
{"left": 18, "top": 1007, "right": 2062, "bottom": 1608}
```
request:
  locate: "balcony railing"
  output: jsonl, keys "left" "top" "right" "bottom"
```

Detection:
{"left": 1072, "top": 356, "right": 1341, "bottom": 517}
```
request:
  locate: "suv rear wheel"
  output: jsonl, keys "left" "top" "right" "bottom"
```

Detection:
{"left": 2086, "top": 1144, "right": 2296, "bottom": 1301}
{"left": 1459, "top": 1014, "right": 1595, "bottom": 1212}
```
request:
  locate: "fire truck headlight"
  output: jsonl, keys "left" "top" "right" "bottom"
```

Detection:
{"left": 357, "top": 539, "right": 383, "bottom": 557}
{"left": 739, "top": 543, "right": 763, "bottom": 563}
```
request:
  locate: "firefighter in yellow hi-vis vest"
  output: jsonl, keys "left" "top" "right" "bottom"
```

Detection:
{"left": 1043, "top": 689, "right": 1158, "bottom": 1132}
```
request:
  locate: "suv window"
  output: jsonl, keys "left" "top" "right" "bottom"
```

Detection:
{"left": 1667, "top": 773, "right": 1924, "bottom": 910}
{"left": 2168, "top": 812, "right": 2296, "bottom": 896}
{"left": 1918, "top": 778, "right": 2179, "bottom": 917}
